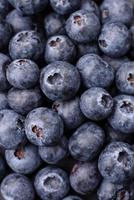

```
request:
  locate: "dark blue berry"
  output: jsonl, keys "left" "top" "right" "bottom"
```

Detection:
{"left": 66, "top": 10, "right": 101, "bottom": 43}
{"left": 6, "top": 59, "right": 40, "bottom": 89}
{"left": 70, "top": 162, "right": 101, "bottom": 195}
{"left": 1, "top": 173, "right": 35, "bottom": 200}
{"left": 9, "top": 30, "right": 44, "bottom": 61}
{"left": 6, "top": 9, "right": 33, "bottom": 34}
{"left": 44, "top": 12, "right": 65, "bottom": 37}
{"left": 80, "top": 87, "right": 113, "bottom": 121}
{"left": 34, "top": 166, "right": 70, "bottom": 200}
{"left": 25, "top": 107, "right": 64, "bottom": 146}
{"left": 38, "top": 136, "right": 68, "bottom": 164}
{"left": 0, "top": 92, "right": 9, "bottom": 110}
{"left": 69, "top": 122, "right": 105, "bottom": 161}
{"left": 40, "top": 61, "right": 81, "bottom": 101}
{"left": 98, "top": 142, "right": 134, "bottom": 184}
{"left": 0, "top": 109, "right": 26, "bottom": 149}
{"left": 52, "top": 97, "right": 85, "bottom": 130}
{"left": 76, "top": 54, "right": 114, "bottom": 89}
{"left": 0, "top": 0, "right": 10, "bottom": 19}
{"left": 108, "top": 95, "right": 134, "bottom": 133}
{"left": 0, "top": 20, "right": 12, "bottom": 50}
{"left": 5, "top": 143, "right": 42, "bottom": 174}
{"left": 78, "top": 42, "right": 100, "bottom": 57}
{"left": 7, "top": 87, "right": 43, "bottom": 115}
{"left": 8, "top": 0, "right": 48, "bottom": 15}
{"left": 101, "top": 0, "right": 134, "bottom": 26}
{"left": 81, "top": 0, "right": 100, "bottom": 17}
{"left": 45, "top": 35, "right": 76, "bottom": 63}
{"left": 98, "top": 22, "right": 131, "bottom": 58}
{"left": 50, "top": 0, "right": 81, "bottom": 15}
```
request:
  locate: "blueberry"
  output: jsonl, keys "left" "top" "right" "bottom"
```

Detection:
{"left": 52, "top": 97, "right": 85, "bottom": 130}
{"left": 69, "top": 122, "right": 105, "bottom": 162}
{"left": 44, "top": 12, "right": 65, "bottom": 37}
{"left": 70, "top": 162, "right": 101, "bottom": 195}
{"left": 105, "top": 123, "right": 132, "bottom": 144}
{"left": 45, "top": 35, "right": 76, "bottom": 63}
{"left": 78, "top": 42, "right": 100, "bottom": 57}
{"left": 8, "top": 0, "right": 48, "bottom": 15}
{"left": 65, "top": 10, "right": 101, "bottom": 43}
{"left": 0, "top": 92, "right": 9, "bottom": 110}
{"left": 6, "top": 9, "right": 33, "bottom": 34}
{"left": 108, "top": 95, "right": 134, "bottom": 133}
{"left": 6, "top": 59, "right": 40, "bottom": 89}
{"left": 40, "top": 61, "right": 81, "bottom": 101}
{"left": 98, "top": 22, "right": 131, "bottom": 58}
{"left": 81, "top": 0, "right": 100, "bottom": 17}
{"left": 0, "top": 156, "right": 6, "bottom": 181}
{"left": 80, "top": 87, "right": 113, "bottom": 121}
{"left": 9, "top": 30, "right": 44, "bottom": 61}
{"left": 34, "top": 166, "right": 70, "bottom": 200}
{"left": 0, "top": 20, "right": 12, "bottom": 50}
{"left": 102, "top": 55, "right": 129, "bottom": 71}
{"left": 7, "top": 87, "right": 43, "bottom": 115}
{"left": 1, "top": 173, "right": 35, "bottom": 200}
{"left": 0, "top": 53, "right": 11, "bottom": 91}
{"left": 25, "top": 107, "right": 64, "bottom": 146}
{"left": 0, "top": 109, "right": 26, "bottom": 149}
{"left": 0, "top": 0, "right": 10, "bottom": 19}
{"left": 76, "top": 54, "right": 114, "bottom": 89}
{"left": 50, "top": 0, "right": 81, "bottom": 15}
{"left": 63, "top": 196, "right": 83, "bottom": 200}
{"left": 97, "top": 179, "right": 134, "bottom": 200}
{"left": 116, "top": 62, "right": 134, "bottom": 95}
{"left": 5, "top": 143, "right": 42, "bottom": 174}
{"left": 98, "top": 142, "right": 134, "bottom": 184}
{"left": 100, "top": 0, "right": 134, "bottom": 26}
{"left": 38, "top": 136, "right": 68, "bottom": 164}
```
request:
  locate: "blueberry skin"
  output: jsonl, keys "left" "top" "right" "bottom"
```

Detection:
{"left": 70, "top": 162, "right": 101, "bottom": 195}
{"left": 78, "top": 43, "right": 100, "bottom": 57}
{"left": 108, "top": 95, "right": 134, "bottom": 134}
{"left": 0, "top": 0, "right": 10, "bottom": 19}
{"left": 1, "top": 173, "right": 35, "bottom": 200}
{"left": 39, "top": 136, "right": 68, "bottom": 164}
{"left": 77, "top": 54, "right": 114, "bottom": 89}
{"left": 8, "top": 0, "right": 48, "bottom": 15}
{"left": 98, "top": 142, "right": 134, "bottom": 184}
{"left": 69, "top": 122, "right": 105, "bottom": 162}
{"left": 65, "top": 10, "right": 101, "bottom": 43}
{"left": 102, "top": 55, "right": 129, "bottom": 71}
{"left": 0, "top": 109, "right": 26, "bottom": 149}
{"left": 63, "top": 196, "right": 83, "bottom": 200}
{"left": 105, "top": 123, "right": 132, "bottom": 144}
{"left": 80, "top": 87, "right": 113, "bottom": 121}
{"left": 52, "top": 97, "right": 85, "bottom": 130}
{"left": 0, "top": 92, "right": 9, "bottom": 110}
{"left": 101, "top": 0, "right": 134, "bottom": 26}
{"left": 0, "top": 53, "right": 11, "bottom": 91}
{"left": 44, "top": 12, "right": 65, "bottom": 37}
{"left": 50, "top": 0, "right": 81, "bottom": 15}
{"left": 116, "top": 62, "right": 134, "bottom": 95}
{"left": 40, "top": 61, "right": 81, "bottom": 101}
{"left": 7, "top": 87, "right": 43, "bottom": 115}
{"left": 81, "top": 0, "right": 100, "bottom": 17}
{"left": 5, "top": 143, "right": 41, "bottom": 174}
{"left": 97, "top": 179, "right": 134, "bottom": 200}
{"left": 0, "top": 20, "right": 12, "bottom": 50}
{"left": 6, "top": 9, "right": 33, "bottom": 34}
{"left": 25, "top": 107, "right": 64, "bottom": 146}
{"left": 45, "top": 35, "right": 76, "bottom": 63}
{"left": 98, "top": 22, "right": 131, "bottom": 58}
{"left": 6, "top": 59, "right": 40, "bottom": 89}
{"left": 34, "top": 166, "right": 70, "bottom": 200}
{"left": 0, "top": 156, "right": 6, "bottom": 181}
{"left": 9, "top": 30, "right": 44, "bottom": 61}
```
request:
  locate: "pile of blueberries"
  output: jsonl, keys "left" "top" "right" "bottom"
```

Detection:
{"left": 2, "top": 0, "right": 134, "bottom": 199}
